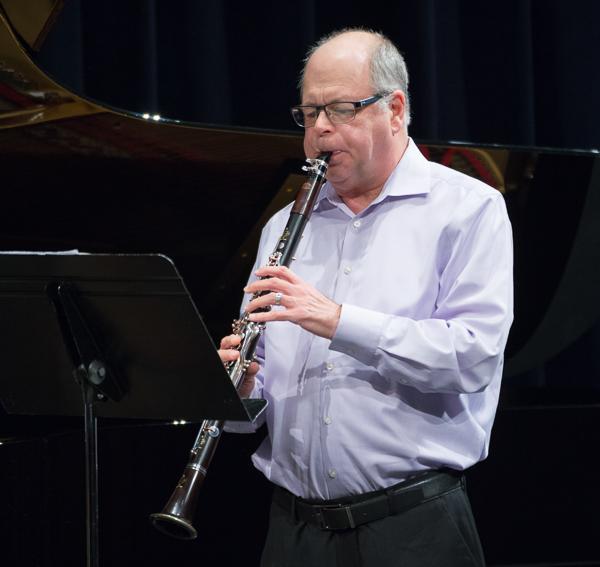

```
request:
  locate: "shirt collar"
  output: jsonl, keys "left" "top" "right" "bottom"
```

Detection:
{"left": 315, "top": 138, "right": 431, "bottom": 213}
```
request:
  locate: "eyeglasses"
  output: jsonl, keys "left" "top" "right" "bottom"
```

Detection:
{"left": 290, "top": 94, "right": 387, "bottom": 128}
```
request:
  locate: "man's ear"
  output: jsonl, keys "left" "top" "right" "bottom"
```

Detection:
{"left": 389, "top": 90, "right": 406, "bottom": 134}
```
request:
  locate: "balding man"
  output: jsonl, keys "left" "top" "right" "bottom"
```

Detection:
{"left": 221, "top": 28, "right": 513, "bottom": 567}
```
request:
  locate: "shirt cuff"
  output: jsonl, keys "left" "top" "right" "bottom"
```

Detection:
{"left": 329, "top": 303, "right": 389, "bottom": 364}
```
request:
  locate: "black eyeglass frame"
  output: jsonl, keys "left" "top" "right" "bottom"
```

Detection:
{"left": 290, "top": 93, "right": 389, "bottom": 128}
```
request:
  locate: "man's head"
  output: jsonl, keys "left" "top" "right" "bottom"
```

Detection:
{"left": 295, "top": 29, "right": 411, "bottom": 204}
{"left": 299, "top": 29, "right": 411, "bottom": 126}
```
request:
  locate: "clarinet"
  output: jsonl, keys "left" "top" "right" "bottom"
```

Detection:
{"left": 150, "top": 152, "right": 331, "bottom": 540}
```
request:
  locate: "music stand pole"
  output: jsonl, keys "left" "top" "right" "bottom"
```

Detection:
{"left": 50, "top": 282, "right": 123, "bottom": 567}
{"left": 82, "top": 380, "right": 100, "bottom": 567}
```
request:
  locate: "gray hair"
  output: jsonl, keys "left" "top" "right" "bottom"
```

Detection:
{"left": 298, "top": 28, "right": 411, "bottom": 126}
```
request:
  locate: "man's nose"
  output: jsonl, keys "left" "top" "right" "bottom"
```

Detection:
{"left": 313, "top": 108, "right": 334, "bottom": 131}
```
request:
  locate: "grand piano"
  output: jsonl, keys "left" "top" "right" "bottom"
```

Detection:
{"left": 1, "top": 2, "right": 599, "bottom": 566}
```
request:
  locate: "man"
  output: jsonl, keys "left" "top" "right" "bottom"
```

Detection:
{"left": 221, "top": 28, "right": 513, "bottom": 567}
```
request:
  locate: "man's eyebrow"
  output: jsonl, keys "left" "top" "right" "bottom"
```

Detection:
{"left": 300, "top": 97, "right": 346, "bottom": 106}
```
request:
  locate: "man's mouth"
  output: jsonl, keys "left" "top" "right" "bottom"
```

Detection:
{"left": 320, "top": 149, "right": 342, "bottom": 162}
{"left": 329, "top": 150, "right": 343, "bottom": 164}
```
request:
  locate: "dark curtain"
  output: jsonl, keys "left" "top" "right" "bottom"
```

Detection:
{"left": 35, "top": 0, "right": 600, "bottom": 150}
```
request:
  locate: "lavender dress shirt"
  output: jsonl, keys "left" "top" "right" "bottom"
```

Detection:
{"left": 228, "top": 139, "right": 513, "bottom": 500}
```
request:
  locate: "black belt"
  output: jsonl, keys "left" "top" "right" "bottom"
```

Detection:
{"left": 273, "top": 470, "right": 464, "bottom": 531}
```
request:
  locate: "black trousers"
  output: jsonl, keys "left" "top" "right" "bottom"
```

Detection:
{"left": 260, "top": 478, "right": 485, "bottom": 567}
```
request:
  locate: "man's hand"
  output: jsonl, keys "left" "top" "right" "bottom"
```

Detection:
{"left": 243, "top": 265, "right": 341, "bottom": 340}
{"left": 218, "top": 334, "right": 259, "bottom": 398}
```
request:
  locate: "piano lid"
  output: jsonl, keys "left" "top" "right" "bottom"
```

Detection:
{"left": 1, "top": 1, "right": 600, "bottom": 412}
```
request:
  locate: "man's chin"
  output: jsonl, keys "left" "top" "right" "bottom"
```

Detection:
{"left": 325, "top": 168, "right": 351, "bottom": 189}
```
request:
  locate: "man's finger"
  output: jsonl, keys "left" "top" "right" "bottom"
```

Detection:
{"left": 255, "top": 265, "right": 298, "bottom": 282}
{"left": 218, "top": 348, "right": 240, "bottom": 362}
{"left": 220, "top": 334, "right": 241, "bottom": 349}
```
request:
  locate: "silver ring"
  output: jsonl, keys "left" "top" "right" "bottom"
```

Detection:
{"left": 274, "top": 292, "right": 283, "bottom": 306}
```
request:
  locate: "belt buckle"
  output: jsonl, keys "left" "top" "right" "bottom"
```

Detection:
{"left": 317, "top": 503, "right": 356, "bottom": 530}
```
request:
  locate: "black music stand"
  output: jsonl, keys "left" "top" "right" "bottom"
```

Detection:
{"left": 0, "top": 252, "right": 266, "bottom": 567}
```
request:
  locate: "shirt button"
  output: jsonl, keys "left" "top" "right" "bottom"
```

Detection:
{"left": 326, "top": 362, "right": 334, "bottom": 371}
{"left": 343, "top": 266, "right": 352, "bottom": 275}
{"left": 324, "top": 416, "right": 332, "bottom": 425}
{"left": 352, "top": 220, "right": 361, "bottom": 228}
{"left": 328, "top": 469, "right": 337, "bottom": 479}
